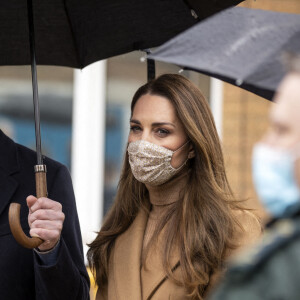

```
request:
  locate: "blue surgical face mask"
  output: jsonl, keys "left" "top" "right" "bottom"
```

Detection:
{"left": 252, "top": 143, "right": 300, "bottom": 218}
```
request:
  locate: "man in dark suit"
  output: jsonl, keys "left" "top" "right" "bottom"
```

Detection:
{"left": 0, "top": 129, "right": 90, "bottom": 299}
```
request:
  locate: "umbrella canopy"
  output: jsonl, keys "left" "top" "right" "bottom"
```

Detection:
{"left": 149, "top": 7, "right": 300, "bottom": 101}
{"left": 0, "top": 0, "right": 243, "bottom": 69}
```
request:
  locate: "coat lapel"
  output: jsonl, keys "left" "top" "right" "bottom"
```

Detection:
{"left": 111, "top": 206, "right": 181, "bottom": 300}
{"left": 0, "top": 169, "right": 18, "bottom": 216}
{"left": 112, "top": 209, "right": 148, "bottom": 300}
{"left": 0, "top": 130, "right": 20, "bottom": 217}
{"left": 142, "top": 226, "right": 180, "bottom": 300}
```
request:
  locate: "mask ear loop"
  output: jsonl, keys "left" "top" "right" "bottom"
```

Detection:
{"left": 173, "top": 140, "right": 190, "bottom": 153}
{"left": 171, "top": 140, "right": 191, "bottom": 170}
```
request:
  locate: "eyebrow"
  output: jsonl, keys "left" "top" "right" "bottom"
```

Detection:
{"left": 130, "top": 119, "right": 176, "bottom": 127}
{"left": 130, "top": 119, "right": 141, "bottom": 124}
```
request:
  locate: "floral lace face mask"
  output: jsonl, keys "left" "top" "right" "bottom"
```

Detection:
{"left": 127, "top": 140, "right": 189, "bottom": 186}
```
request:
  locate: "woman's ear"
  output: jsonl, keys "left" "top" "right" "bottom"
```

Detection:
{"left": 188, "top": 145, "right": 195, "bottom": 159}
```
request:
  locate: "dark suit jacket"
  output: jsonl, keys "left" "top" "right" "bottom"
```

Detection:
{"left": 0, "top": 130, "right": 90, "bottom": 300}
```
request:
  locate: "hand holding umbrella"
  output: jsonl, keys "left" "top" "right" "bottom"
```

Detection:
{"left": 9, "top": 165, "right": 49, "bottom": 249}
{"left": 27, "top": 196, "right": 65, "bottom": 251}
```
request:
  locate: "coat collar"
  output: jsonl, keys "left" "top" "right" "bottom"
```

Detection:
{"left": 112, "top": 208, "right": 180, "bottom": 300}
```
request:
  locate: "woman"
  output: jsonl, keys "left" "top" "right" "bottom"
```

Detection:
{"left": 88, "top": 74, "right": 261, "bottom": 300}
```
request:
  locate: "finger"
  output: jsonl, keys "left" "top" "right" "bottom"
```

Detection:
{"left": 31, "top": 219, "right": 63, "bottom": 232}
{"left": 27, "top": 195, "right": 38, "bottom": 226}
{"left": 30, "top": 228, "right": 61, "bottom": 251}
{"left": 29, "top": 209, "right": 65, "bottom": 224}
{"left": 30, "top": 197, "right": 62, "bottom": 213}
{"left": 26, "top": 195, "right": 38, "bottom": 211}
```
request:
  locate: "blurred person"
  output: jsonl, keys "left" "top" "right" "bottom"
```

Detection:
{"left": 207, "top": 54, "right": 300, "bottom": 300}
{"left": 88, "top": 74, "right": 261, "bottom": 300}
{"left": 0, "top": 129, "right": 90, "bottom": 299}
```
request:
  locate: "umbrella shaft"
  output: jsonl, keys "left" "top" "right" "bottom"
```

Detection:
{"left": 143, "top": 49, "right": 156, "bottom": 82}
{"left": 27, "top": 0, "right": 43, "bottom": 165}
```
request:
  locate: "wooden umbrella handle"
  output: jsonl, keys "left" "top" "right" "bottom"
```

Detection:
{"left": 8, "top": 165, "right": 47, "bottom": 249}
{"left": 9, "top": 203, "right": 43, "bottom": 249}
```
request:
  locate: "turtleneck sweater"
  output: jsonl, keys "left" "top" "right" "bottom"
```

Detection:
{"left": 142, "top": 170, "right": 189, "bottom": 257}
{"left": 140, "top": 170, "right": 189, "bottom": 299}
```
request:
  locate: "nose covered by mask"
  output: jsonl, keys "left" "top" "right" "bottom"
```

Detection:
{"left": 127, "top": 140, "right": 190, "bottom": 186}
{"left": 252, "top": 143, "right": 300, "bottom": 218}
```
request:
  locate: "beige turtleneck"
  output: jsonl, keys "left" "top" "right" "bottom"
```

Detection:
{"left": 142, "top": 170, "right": 189, "bottom": 256}
{"left": 140, "top": 170, "right": 189, "bottom": 299}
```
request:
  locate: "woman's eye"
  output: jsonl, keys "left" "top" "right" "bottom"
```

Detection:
{"left": 156, "top": 128, "right": 169, "bottom": 137}
{"left": 130, "top": 125, "right": 142, "bottom": 132}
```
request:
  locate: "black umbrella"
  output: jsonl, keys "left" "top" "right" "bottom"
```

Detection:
{"left": 5, "top": 0, "right": 244, "bottom": 249}
{"left": 149, "top": 6, "right": 300, "bottom": 101}
{"left": 1, "top": 0, "right": 244, "bottom": 68}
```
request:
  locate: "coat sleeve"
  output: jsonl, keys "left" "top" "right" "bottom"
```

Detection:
{"left": 33, "top": 164, "right": 90, "bottom": 300}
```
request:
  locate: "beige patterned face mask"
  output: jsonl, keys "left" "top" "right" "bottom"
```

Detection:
{"left": 127, "top": 140, "right": 189, "bottom": 186}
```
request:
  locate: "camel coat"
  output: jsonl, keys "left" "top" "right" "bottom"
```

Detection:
{"left": 96, "top": 208, "right": 261, "bottom": 300}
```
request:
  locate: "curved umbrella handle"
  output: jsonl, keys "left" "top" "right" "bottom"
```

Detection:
{"left": 9, "top": 203, "right": 43, "bottom": 249}
{"left": 8, "top": 165, "right": 47, "bottom": 249}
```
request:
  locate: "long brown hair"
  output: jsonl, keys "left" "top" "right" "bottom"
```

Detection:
{"left": 88, "top": 74, "right": 245, "bottom": 299}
